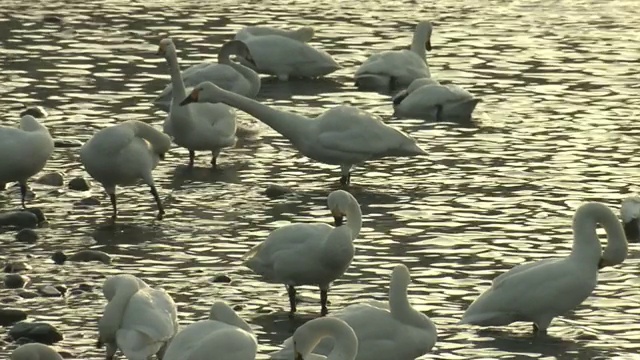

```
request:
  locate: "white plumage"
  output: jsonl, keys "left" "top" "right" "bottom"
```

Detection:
{"left": 10, "top": 343, "right": 62, "bottom": 360}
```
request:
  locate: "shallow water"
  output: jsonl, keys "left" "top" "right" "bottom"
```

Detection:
{"left": 1, "top": 0, "right": 640, "bottom": 358}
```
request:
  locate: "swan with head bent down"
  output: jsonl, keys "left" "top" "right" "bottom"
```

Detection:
{"left": 180, "top": 82, "right": 425, "bottom": 185}
{"left": 460, "top": 202, "right": 628, "bottom": 334}
{"left": 354, "top": 21, "right": 433, "bottom": 91}
{"left": 157, "top": 38, "right": 238, "bottom": 168}
{"left": 161, "top": 301, "right": 257, "bottom": 360}
{"left": 153, "top": 40, "right": 261, "bottom": 112}
{"left": 243, "top": 190, "right": 361, "bottom": 316}
{"left": 97, "top": 274, "right": 178, "bottom": 360}
{"left": 287, "top": 317, "right": 359, "bottom": 360}
{"left": 392, "top": 78, "right": 480, "bottom": 121}
{"left": 234, "top": 25, "right": 314, "bottom": 43}
{"left": 270, "top": 264, "right": 437, "bottom": 360}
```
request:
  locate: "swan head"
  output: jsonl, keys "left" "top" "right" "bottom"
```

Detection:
{"left": 157, "top": 38, "right": 177, "bottom": 57}
{"left": 620, "top": 197, "right": 640, "bottom": 243}
{"left": 391, "top": 264, "right": 412, "bottom": 287}
{"left": 294, "top": 26, "right": 315, "bottom": 42}
{"left": 179, "top": 81, "right": 223, "bottom": 106}
{"left": 219, "top": 40, "right": 256, "bottom": 67}
{"left": 416, "top": 21, "right": 433, "bottom": 51}
{"left": 327, "top": 190, "right": 357, "bottom": 227}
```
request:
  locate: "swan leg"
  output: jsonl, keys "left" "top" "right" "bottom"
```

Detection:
{"left": 109, "top": 193, "right": 117, "bottom": 220}
{"left": 19, "top": 181, "right": 27, "bottom": 208}
{"left": 320, "top": 289, "right": 328, "bottom": 316}
{"left": 0, "top": 183, "right": 5, "bottom": 191}
{"left": 188, "top": 150, "right": 195, "bottom": 168}
{"left": 532, "top": 318, "right": 551, "bottom": 335}
{"left": 105, "top": 342, "right": 117, "bottom": 359}
{"left": 339, "top": 174, "right": 351, "bottom": 186}
{"left": 150, "top": 185, "right": 164, "bottom": 220}
{"left": 435, "top": 104, "right": 444, "bottom": 121}
{"left": 286, "top": 285, "right": 297, "bottom": 316}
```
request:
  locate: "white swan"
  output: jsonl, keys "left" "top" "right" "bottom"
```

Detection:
{"left": 621, "top": 196, "right": 640, "bottom": 242}
{"left": 10, "top": 343, "right": 62, "bottom": 360}
{"left": 153, "top": 40, "right": 261, "bottom": 112}
{"left": 243, "top": 190, "right": 361, "bottom": 316}
{"left": 392, "top": 78, "right": 480, "bottom": 121}
{"left": 354, "top": 21, "right": 433, "bottom": 91}
{"left": 289, "top": 317, "right": 358, "bottom": 360}
{"left": 234, "top": 35, "right": 340, "bottom": 80}
{"left": 0, "top": 114, "right": 54, "bottom": 207}
{"left": 158, "top": 38, "right": 238, "bottom": 168}
{"left": 162, "top": 301, "right": 257, "bottom": 360}
{"left": 460, "top": 202, "right": 628, "bottom": 333}
{"left": 97, "top": 274, "right": 178, "bottom": 360}
{"left": 180, "top": 82, "right": 425, "bottom": 185}
{"left": 235, "top": 25, "right": 314, "bottom": 43}
{"left": 271, "top": 264, "right": 437, "bottom": 360}
{"left": 80, "top": 120, "right": 171, "bottom": 220}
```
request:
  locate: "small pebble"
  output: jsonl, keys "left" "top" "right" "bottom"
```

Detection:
{"left": 232, "top": 304, "right": 243, "bottom": 311}
{"left": 0, "top": 211, "right": 38, "bottom": 229}
{"left": 42, "top": 15, "right": 64, "bottom": 24}
{"left": 54, "top": 139, "right": 83, "bottom": 148}
{"left": 38, "top": 285, "right": 63, "bottom": 297}
{"left": 52, "top": 250, "right": 112, "bottom": 265}
{"left": 4, "top": 274, "right": 30, "bottom": 288}
{"left": 18, "top": 291, "right": 39, "bottom": 299}
{"left": 0, "top": 309, "right": 28, "bottom": 326}
{"left": 35, "top": 172, "right": 64, "bottom": 187}
{"left": 264, "top": 184, "right": 294, "bottom": 199}
{"left": 76, "top": 196, "right": 100, "bottom": 206}
{"left": 15, "top": 229, "right": 38, "bottom": 243}
{"left": 68, "top": 177, "right": 90, "bottom": 191}
{"left": 9, "top": 321, "right": 64, "bottom": 344}
{"left": 212, "top": 274, "right": 231, "bottom": 283}
{"left": 4, "top": 262, "right": 32, "bottom": 273}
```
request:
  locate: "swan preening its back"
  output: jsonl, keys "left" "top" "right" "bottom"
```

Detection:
{"left": 271, "top": 264, "right": 437, "bottom": 360}
{"left": 80, "top": 120, "right": 170, "bottom": 219}
{"left": 0, "top": 114, "right": 54, "bottom": 208}
{"left": 460, "top": 202, "right": 628, "bottom": 333}
{"left": 180, "top": 81, "right": 426, "bottom": 185}
{"left": 243, "top": 190, "right": 361, "bottom": 316}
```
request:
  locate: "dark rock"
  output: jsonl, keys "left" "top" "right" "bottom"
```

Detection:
{"left": 15, "top": 229, "right": 38, "bottom": 243}
{"left": 54, "top": 139, "right": 83, "bottom": 148}
{"left": 264, "top": 184, "right": 294, "bottom": 199}
{"left": 38, "top": 285, "right": 62, "bottom": 297}
{"left": 0, "top": 211, "right": 38, "bottom": 229}
{"left": 53, "top": 285, "right": 67, "bottom": 295}
{"left": 0, "top": 295, "right": 21, "bottom": 303}
{"left": 75, "top": 196, "right": 100, "bottom": 206}
{"left": 68, "top": 289, "right": 84, "bottom": 297}
{"left": 232, "top": 304, "right": 243, "bottom": 311}
{"left": 4, "top": 274, "right": 29, "bottom": 288}
{"left": 42, "top": 15, "right": 64, "bottom": 24}
{"left": 77, "top": 283, "right": 93, "bottom": 292}
{"left": 53, "top": 250, "right": 111, "bottom": 265}
{"left": 9, "top": 322, "right": 63, "bottom": 344}
{"left": 4, "top": 262, "right": 32, "bottom": 273}
{"left": 18, "top": 291, "right": 39, "bottom": 299}
{"left": 0, "top": 309, "right": 27, "bottom": 326}
{"left": 51, "top": 251, "right": 66, "bottom": 265}
{"left": 24, "top": 208, "right": 46, "bottom": 223}
{"left": 212, "top": 274, "right": 231, "bottom": 283}
{"left": 35, "top": 172, "right": 64, "bottom": 187}
{"left": 68, "top": 177, "right": 90, "bottom": 191}
{"left": 19, "top": 106, "right": 47, "bottom": 118}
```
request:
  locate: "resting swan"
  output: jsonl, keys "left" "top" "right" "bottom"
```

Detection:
{"left": 153, "top": 40, "right": 261, "bottom": 112}
{"left": 243, "top": 190, "right": 361, "bottom": 316}
{"left": 11, "top": 343, "right": 62, "bottom": 360}
{"left": 354, "top": 21, "right": 433, "bottom": 91}
{"left": 80, "top": 120, "right": 171, "bottom": 220}
{"left": 620, "top": 196, "right": 640, "bottom": 242}
{"left": 162, "top": 301, "right": 257, "bottom": 360}
{"left": 0, "top": 114, "right": 54, "bottom": 207}
{"left": 180, "top": 82, "right": 425, "bottom": 185}
{"left": 460, "top": 202, "right": 628, "bottom": 333}
{"left": 270, "top": 264, "right": 437, "bottom": 360}
{"left": 289, "top": 317, "right": 358, "bottom": 360}
{"left": 234, "top": 25, "right": 314, "bottom": 43}
{"left": 392, "top": 78, "right": 480, "bottom": 121}
{"left": 158, "top": 38, "right": 238, "bottom": 168}
{"left": 97, "top": 274, "right": 178, "bottom": 360}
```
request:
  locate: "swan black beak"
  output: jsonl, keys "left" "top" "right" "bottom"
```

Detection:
{"left": 623, "top": 218, "right": 639, "bottom": 243}
{"left": 426, "top": 40, "right": 432, "bottom": 51}
{"left": 179, "top": 89, "right": 200, "bottom": 106}
{"left": 333, "top": 215, "right": 344, "bottom": 227}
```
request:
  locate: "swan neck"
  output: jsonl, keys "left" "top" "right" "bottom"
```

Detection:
{"left": 99, "top": 285, "right": 138, "bottom": 343}
{"left": 165, "top": 51, "right": 187, "bottom": 101}
{"left": 346, "top": 201, "right": 362, "bottom": 238}
{"left": 571, "top": 203, "right": 627, "bottom": 266}
{"left": 301, "top": 319, "right": 357, "bottom": 360}
{"left": 229, "top": 61, "right": 261, "bottom": 97}
{"left": 410, "top": 27, "right": 429, "bottom": 62}
{"left": 127, "top": 120, "right": 171, "bottom": 154}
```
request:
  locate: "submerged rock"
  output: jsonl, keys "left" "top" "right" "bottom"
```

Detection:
{"left": 52, "top": 250, "right": 112, "bottom": 265}
{"left": 212, "top": 274, "right": 231, "bottom": 283}
{"left": 18, "top": 291, "right": 39, "bottom": 299}
{"left": 0, "top": 309, "right": 28, "bottom": 326}
{"left": 0, "top": 211, "right": 38, "bottom": 229}
{"left": 4, "top": 262, "right": 32, "bottom": 273}
{"left": 75, "top": 196, "right": 100, "bottom": 206}
{"left": 9, "top": 321, "right": 63, "bottom": 344}
{"left": 15, "top": 229, "right": 39, "bottom": 243}
{"left": 37, "top": 285, "right": 63, "bottom": 297}
{"left": 35, "top": 172, "right": 64, "bottom": 187}
{"left": 4, "top": 274, "right": 30, "bottom": 289}
{"left": 68, "top": 177, "right": 90, "bottom": 191}
{"left": 264, "top": 184, "right": 295, "bottom": 199}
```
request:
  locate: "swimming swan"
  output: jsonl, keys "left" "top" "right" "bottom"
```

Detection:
{"left": 234, "top": 34, "right": 340, "bottom": 80}
{"left": 243, "top": 190, "right": 361, "bottom": 316}
{"left": 460, "top": 202, "right": 628, "bottom": 333}
{"left": 11, "top": 343, "right": 63, "bottom": 360}
{"left": 162, "top": 301, "right": 257, "bottom": 360}
{"left": 157, "top": 38, "right": 238, "bottom": 168}
{"left": 80, "top": 120, "right": 171, "bottom": 220}
{"left": 180, "top": 82, "right": 425, "bottom": 185}
{"left": 392, "top": 78, "right": 480, "bottom": 121}
{"left": 153, "top": 40, "right": 261, "bottom": 112}
{"left": 0, "top": 114, "right": 54, "bottom": 207}
{"left": 354, "top": 21, "right": 433, "bottom": 91}
{"left": 97, "top": 274, "right": 178, "bottom": 360}
{"left": 235, "top": 25, "right": 314, "bottom": 43}
{"left": 620, "top": 196, "right": 640, "bottom": 242}
{"left": 270, "top": 264, "right": 437, "bottom": 360}
{"left": 290, "top": 317, "right": 358, "bottom": 360}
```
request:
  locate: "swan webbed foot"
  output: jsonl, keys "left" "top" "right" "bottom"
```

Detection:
{"left": 286, "top": 285, "right": 297, "bottom": 314}
{"left": 109, "top": 193, "right": 117, "bottom": 220}
{"left": 188, "top": 150, "right": 195, "bottom": 168}
{"left": 320, "top": 289, "right": 328, "bottom": 316}
{"left": 150, "top": 185, "right": 164, "bottom": 220}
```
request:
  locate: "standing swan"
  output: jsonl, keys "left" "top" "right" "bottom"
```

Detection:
{"left": 153, "top": 40, "right": 261, "bottom": 112}
{"left": 354, "top": 21, "right": 433, "bottom": 91}
{"left": 162, "top": 301, "right": 257, "bottom": 360}
{"left": 620, "top": 196, "right": 640, "bottom": 242}
{"left": 97, "top": 274, "right": 178, "bottom": 360}
{"left": 157, "top": 38, "right": 238, "bottom": 168}
{"left": 243, "top": 190, "right": 361, "bottom": 316}
{"left": 270, "top": 264, "right": 437, "bottom": 360}
{"left": 234, "top": 25, "right": 315, "bottom": 43}
{"left": 290, "top": 317, "right": 358, "bottom": 360}
{"left": 11, "top": 343, "right": 62, "bottom": 360}
{"left": 460, "top": 202, "right": 628, "bottom": 333}
{"left": 0, "top": 114, "right": 54, "bottom": 207}
{"left": 180, "top": 82, "right": 425, "bottom": 185}
{"left": 80, "top": 120, "right": 171, "bottom": 220}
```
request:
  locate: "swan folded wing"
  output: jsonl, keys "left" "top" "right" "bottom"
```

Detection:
{"left": 183, "top": 327, "right": 257, "bottom": 360}
{"left": 182, "top": 64, "right": 248, "bottom": 94}
{"left": 492, "top": 258, "right": 559, "bottom": 288}
{"left": 0, "top": 128, "right": 40, "bottom": 173}
{"left": 120, "top": 289, "right": 177, "bottom": 345}
{"left": 356, "top": 51, "right": 428, "bottom": 79}
{"left": 162, "top": 320, "right": 243, "bottom": 360}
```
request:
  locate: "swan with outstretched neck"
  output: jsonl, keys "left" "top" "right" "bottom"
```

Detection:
{"left": 243, "top": 190, "right": 361, "bottom": 316}
{"left": 161, "top": 301, "right": 257, "bottom": 360}
{"left": 354, "top": 21, "right": 433, "bottom": 91}
{"left": 460, "top": 202, "right": 628, "bottom": 333}
{"left": 0, "top": 114, "right": 54, "bottom": 208}
{"left": 290, "top": 317, "right": 359, "bottom": 360}
{"left": 80, "top": 120, "right": 170, "bottom": 220}
{"left": 270, "top": 264, "right": 437, "bottom": 360}
{"left": 180, "top": 82, "right": 425, "bottom": 185}
{"left": 153, "top": 39, "right": 261, "bottom": 112}
{"left": 157, "top": 38, "right": 238, "bottom": 169}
